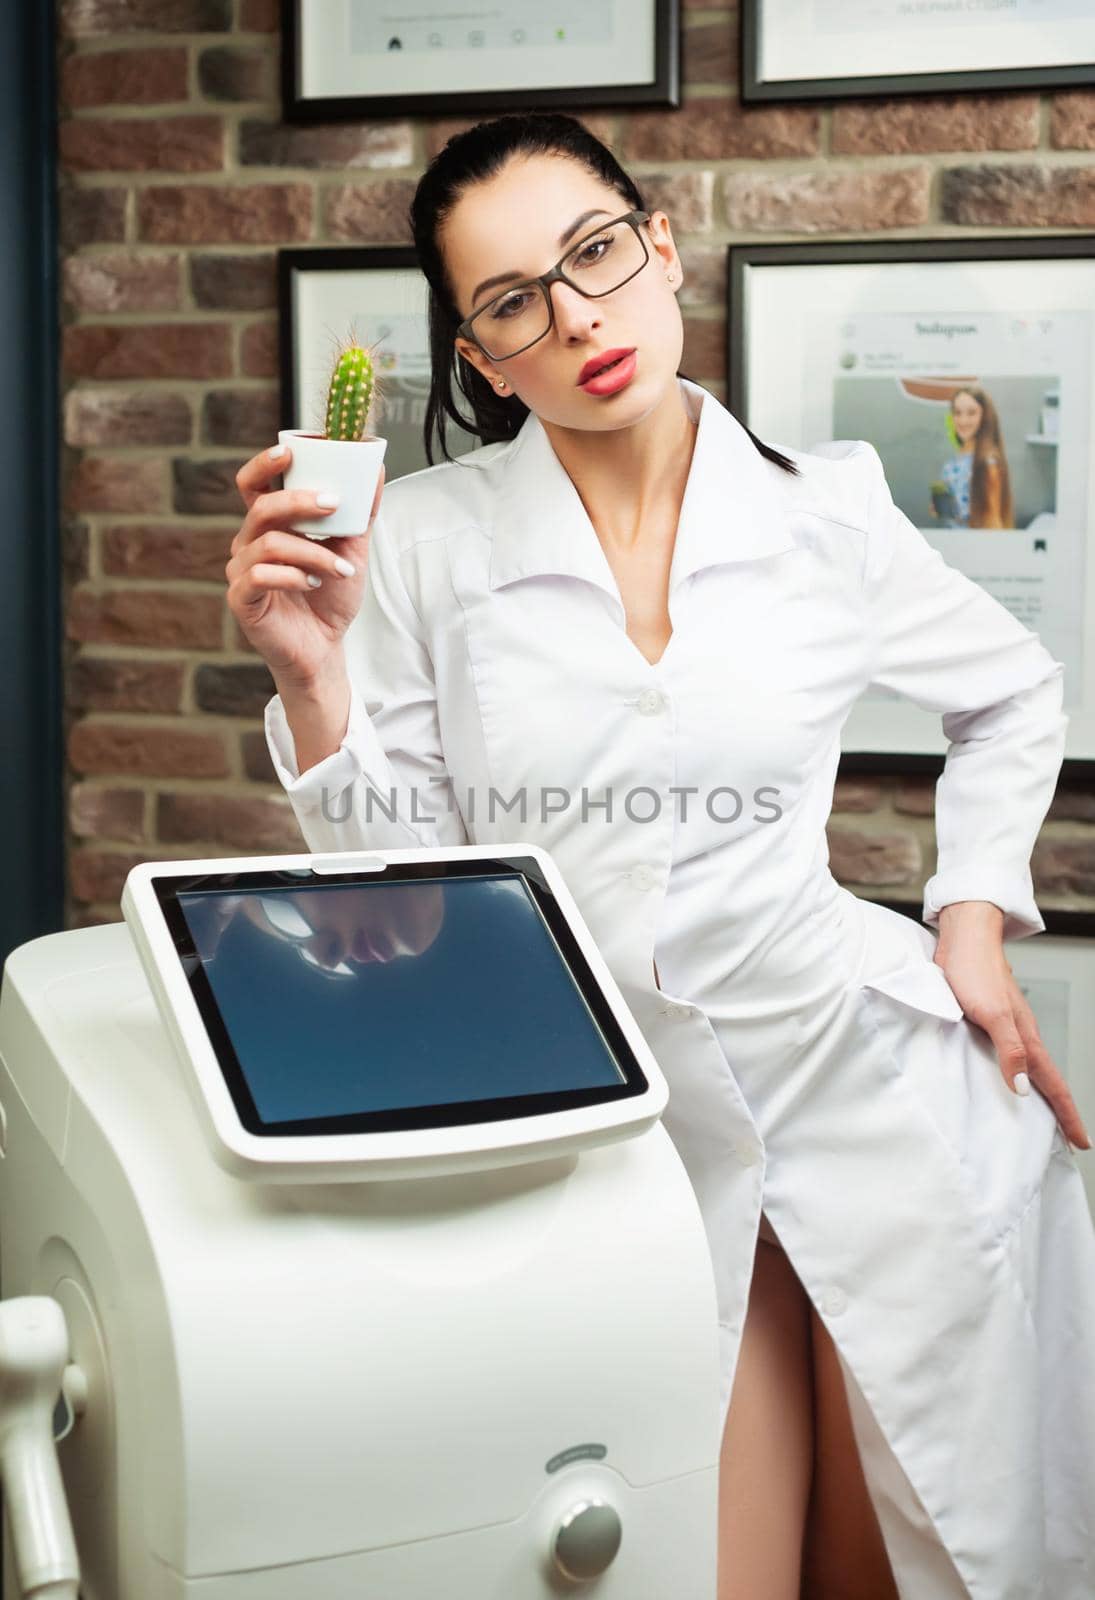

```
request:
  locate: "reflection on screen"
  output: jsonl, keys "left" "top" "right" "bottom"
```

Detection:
{"left": 177, "top": 874, "right": 626, "bottom": 1126}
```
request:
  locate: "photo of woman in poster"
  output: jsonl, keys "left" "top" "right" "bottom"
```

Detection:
{"left": 931, "top": 383, "right": 1015, "bottom": 529}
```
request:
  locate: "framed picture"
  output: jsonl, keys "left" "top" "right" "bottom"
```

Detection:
{"left": 741, "top": 0, "right": 1095, "bottom": 102}
{"left": 727, "top": 236, "right": 1095, "bottom": 776}
{"left": 278, "top": 245, "right": 483, "bottom": 481}
{"left": 876, "top": 897, "right": 1095, "bottom": 1219}
{"left": 282, "top": 0, "right": 680, "bottom": 122}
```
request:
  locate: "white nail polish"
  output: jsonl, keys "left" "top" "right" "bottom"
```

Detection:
{"left": 269, "top": 443, "right": 286, "bottom": 460}
{"left": 316, "top": 491, "right": 340, "bottom": 509}
{"left": 307, "top": 574, "right": 322, "bottom": 588}
{"left": 1013, "top": 1071, "right": 1030, "bottom": 1096}
{"left": 334, "top": 556, "right": 356, "bottom": 577}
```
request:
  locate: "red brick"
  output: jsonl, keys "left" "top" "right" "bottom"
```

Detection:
{"left": 830, "top": 778, "right": 884, "bottom": 813}
{"left": 723, "top": 166, "right": 930, "bottom": 231}
{"left": 61, "top": 47, "right": 189, "bottom": 109}
{"left": 63, "top": 250, "right": 182, "bottom": 313}
{"left": 64, "top": 389, "right": 192, "bottom": 448}
{"left": 683, "top": 21, "right": 735, "bottom": 87}
{"left": 69, "top": 784, "right": 146, "bottom": 841}
{"left": 64, "top": 322, "right": 232, "bottom": 380}
{"left": 201, "top": 387, "right": 279, "bottom": 447}
{"left": 1030, "top": 836, "right": 1095, "bottom": 896}
{"left": 65, "top": 457, "right": 167, "bottom": 514}
{"left": 60, "top": 185, "right": 128, "bottom": 247}
{"left": 59, "top": 117, "right": 224, "bottom": 174}
{"left": 198, "top": 46, "right": 274, "bottom": 103}
{"left": 102, "top": 524, "right": 233, "bottom": 582}
{"left": 324, "top": 180, "right": 418, "bottom": 242}
{"left": 680, "top": 317, "right": 726, "bottom": 381}
{"left": 241, "top": 728, "right": 276, "bottom": 782}
{"left": 239, "top": 0, "right": 278, "bottom": 28}
{"left": 240, "top": 320, "right": 277, "bottom": 377}
{"left": 70, "top": 847, "right": 151, "bottom": 904}
{"left": 67, "top": 587, "right": 225, "bottom": 650}
{"left": 239, "top": 119, "right": 413, "bottom": 170}
{"left": 68, "top": 657, "right": 185, "bottom": 713}
{"left": 157, "top": 791, "right": 302, "bottom": 849}
{"left": 61, "top": 0, "right": 231, "bottom": 34}
{"left": 138, "top": 184, "right": 312, "bottom": 244}
{"left": 828, "top": 826, "right": 921, "bottom": 886}
{"left": 69, "top": 721, "right": 230, "bottom": 778}
{"left": 626, "top": 99, "right": 819, "bottom": 161}
{"left": 832, "top": 95, "right": 1038, "bottom": 156}
{"left": 1050, "top": 91, "right": 1095, "bottom": 150}
{"left": 642, "top": 171, "right": 714, "bottom": 232}
{"left": 941, "top": 164, "right": 1095, "bottom": 227}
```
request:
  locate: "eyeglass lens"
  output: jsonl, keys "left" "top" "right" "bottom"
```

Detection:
{"left": 470, "top": 219, "right": 646, "bottom": 360}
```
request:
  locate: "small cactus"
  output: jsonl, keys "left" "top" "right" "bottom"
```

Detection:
{"left": 324, "top": 342, "right": 376, "bottom": 442}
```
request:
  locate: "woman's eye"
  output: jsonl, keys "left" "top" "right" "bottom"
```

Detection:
{"left": 575, "top": 236, "right": 612, "bottom": 266}
{"left": 488, "top": 292, "right": 530, "bottom": 320}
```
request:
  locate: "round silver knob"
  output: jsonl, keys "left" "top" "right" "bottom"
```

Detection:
{"left": 551, "top": 1497, "right": 623, "bottom": 1582}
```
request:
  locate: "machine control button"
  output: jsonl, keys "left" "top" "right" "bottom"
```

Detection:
{"left": 551, "top": 1497, "right": 623, "bottom": 1582}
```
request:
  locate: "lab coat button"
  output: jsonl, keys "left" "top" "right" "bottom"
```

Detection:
{"left": 637, "top": 688, "right": 666, "bottom": 715}
{"left": 631, "top": 864, "right": 658, "bottom": 891}
{"left": 734, "top": 1140, "right": 761, "bottom": 1167}
{"left": 819, "top": 1286, "right": 847, "bottom": 1317}
{"left": 666, "top": 1001, "right": 691, "bottom": 1020}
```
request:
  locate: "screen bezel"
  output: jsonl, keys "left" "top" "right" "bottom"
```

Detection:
{"left": 152, "top": 855, "right": 651, "bottom": 1139}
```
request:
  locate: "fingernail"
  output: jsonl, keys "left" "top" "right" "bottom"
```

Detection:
{"left": 1013, "top": 1072, "right": 1030, "bottom": 1096}
{"left": 316, "top": 491, "right": 339, "bottom": 509}
{"left": 334, "top": 556, "right": 356, "bottom": 577}
{"left": 307, "top": 574, "right": 322, "bottom": 588}
{"left": 269, "top": 443, "right": 286, "bottom": 460}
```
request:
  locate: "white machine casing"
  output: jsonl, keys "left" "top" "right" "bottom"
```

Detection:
{"left": 0, "top": 844, "right": 723, "bottom": 1598}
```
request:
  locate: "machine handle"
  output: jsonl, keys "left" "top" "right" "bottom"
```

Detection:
{"left": 0, "top": 1297, "right": 80, "bottom": 1599}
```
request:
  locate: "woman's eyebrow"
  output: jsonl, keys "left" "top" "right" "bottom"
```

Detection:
{"left": 469, "top": 208, "right": 612, "bottom": 305}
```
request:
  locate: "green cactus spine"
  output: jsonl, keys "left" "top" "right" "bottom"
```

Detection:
{"left": 324, "top": 345, "right": 375, "bottom": 441}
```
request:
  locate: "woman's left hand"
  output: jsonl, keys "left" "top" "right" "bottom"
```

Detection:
{"left": 935, "top": 901, "right": 1092, "bottom": 1151}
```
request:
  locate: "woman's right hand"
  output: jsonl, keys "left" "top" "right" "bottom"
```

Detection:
{"left": 226, "top": 443, "right": 386, "bottom": 688}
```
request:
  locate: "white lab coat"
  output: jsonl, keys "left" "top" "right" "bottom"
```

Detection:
{"left": 265, "top": 377, "right": 1095, "bottom": 1597}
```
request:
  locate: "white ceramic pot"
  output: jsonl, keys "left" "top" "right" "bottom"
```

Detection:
{"left": 277, "top": 428, "right": 387, "bottom": 539}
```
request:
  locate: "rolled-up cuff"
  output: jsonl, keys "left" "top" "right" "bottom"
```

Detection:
{"left": 264, "top": 684, "right": 388, "bottom": 811}
{"left": 922, "top": 865, "right": 1045, "bottom": 943}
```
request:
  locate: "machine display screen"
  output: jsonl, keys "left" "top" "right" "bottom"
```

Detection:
{"left": 155, "top": 860, "right": 647, "bottom": 1136}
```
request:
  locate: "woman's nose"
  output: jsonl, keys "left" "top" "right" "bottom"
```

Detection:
{"left": 549, "top": 279, "right": 598, "bottom": 337}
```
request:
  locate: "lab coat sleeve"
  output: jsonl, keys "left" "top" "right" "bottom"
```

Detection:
{"left": 856, "top": 440, "right": 1067, "bottom": 942}
{"left": 263, "top": 507, "right": 470, "bottom": 854}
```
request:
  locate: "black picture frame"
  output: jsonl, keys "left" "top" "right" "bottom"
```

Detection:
{"left": 726, "top": 234, "right": 1095, "bottom": 786}
{"left": 277, "top": 243, "right": 485, "bottom": 477}
{"left": 741, "top": 0, "right": 1095, "bottom": 102}
{"left": 282, "top": 0, "right": 681, "bottom": 123}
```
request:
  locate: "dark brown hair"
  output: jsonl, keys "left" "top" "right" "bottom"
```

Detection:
{"left": 408, "top": 111, "right": 800, "bottom": 477}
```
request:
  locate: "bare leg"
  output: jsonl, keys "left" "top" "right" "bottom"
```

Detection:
{"left": 801, "top": 1305, "right": 900, "bottom": 1600}
{"left": 717, "top": 1214, "right": 815, "bottom": 1600}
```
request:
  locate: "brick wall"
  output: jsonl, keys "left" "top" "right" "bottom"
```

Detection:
{"left": 57, "top": 0, "right": 1095, "bottom": 927}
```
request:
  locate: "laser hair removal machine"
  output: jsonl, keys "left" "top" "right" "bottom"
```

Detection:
{"left": 0, "top": 845, "right": 721, "bottom": 1598}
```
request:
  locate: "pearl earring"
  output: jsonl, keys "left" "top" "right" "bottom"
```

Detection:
{"left": 667, "top": 271, "right": 676, "bottom": 282}
{"left": 495, "top": 378, "right": 505, "bottom": 389}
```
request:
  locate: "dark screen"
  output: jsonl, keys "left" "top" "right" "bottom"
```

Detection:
{"left": 175, "top": 872, "right": 628, "bottom": 1128}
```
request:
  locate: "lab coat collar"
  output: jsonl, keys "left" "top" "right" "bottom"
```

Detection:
{"left": 489, "top": 376, "right": 799, "bottom": 596}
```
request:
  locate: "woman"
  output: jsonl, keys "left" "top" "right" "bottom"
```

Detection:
{"left": 930, "top": 385, "right": 1014, "bottom": 530}
{"left": 224, "top": 113, "right": 1095, "bottom": 1597}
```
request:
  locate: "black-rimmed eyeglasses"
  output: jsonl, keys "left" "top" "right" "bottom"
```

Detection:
{"left": 456, "top": 210, "right": 653, "bottom": 363}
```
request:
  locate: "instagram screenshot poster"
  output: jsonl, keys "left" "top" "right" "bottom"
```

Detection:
{"left": 738, "top": 249, "right": 1095, "bottom": 760}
